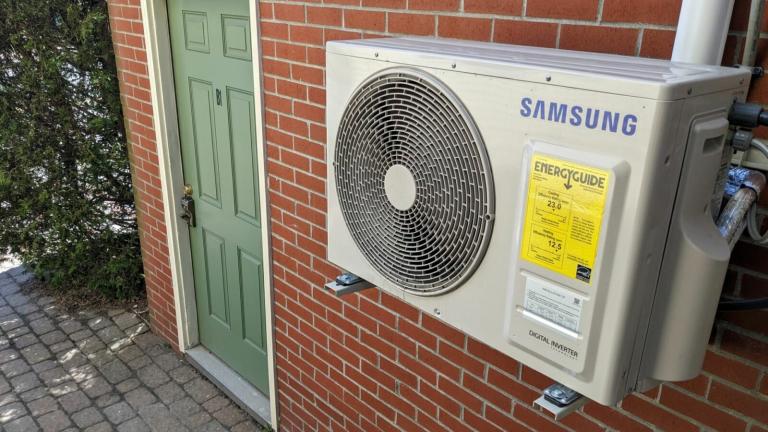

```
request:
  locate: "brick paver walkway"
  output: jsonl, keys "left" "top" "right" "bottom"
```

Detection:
{"left": 0, "top": 264, "right": 264, "bottom": 432}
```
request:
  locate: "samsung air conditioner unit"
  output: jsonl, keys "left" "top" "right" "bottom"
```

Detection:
{"left": 325, "top": 37, "right": 749, "bottom": 405}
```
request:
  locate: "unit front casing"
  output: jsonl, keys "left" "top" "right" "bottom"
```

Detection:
{"left": 325, "top": 37, "right": 749, "bottom": 405}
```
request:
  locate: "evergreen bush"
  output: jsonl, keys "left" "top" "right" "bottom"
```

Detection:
{"left": 0, "top": 0, "right": 143, "bottom": 298}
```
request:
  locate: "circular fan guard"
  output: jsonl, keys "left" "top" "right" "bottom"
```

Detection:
{"left": 334, "top": 68, "right": 495, "bottom": 296}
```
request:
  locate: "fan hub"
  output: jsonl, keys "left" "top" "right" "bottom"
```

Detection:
{"left": 384, "top": 164, "right": 417, "bottom": 211}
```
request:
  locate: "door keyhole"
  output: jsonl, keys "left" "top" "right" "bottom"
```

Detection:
{"left": 216, "top": 89, "right": 222, "bottom": 106}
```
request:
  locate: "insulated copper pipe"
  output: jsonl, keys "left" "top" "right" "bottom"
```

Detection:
{"left": 717, "top": 167, "right": 766, "bottom": 247}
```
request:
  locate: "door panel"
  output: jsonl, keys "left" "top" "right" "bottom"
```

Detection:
{"left": 168, "top": 0, "right": 268, "bottom": 395}
{"left": 227, "top": 89, "right": 260, "bottom": 225}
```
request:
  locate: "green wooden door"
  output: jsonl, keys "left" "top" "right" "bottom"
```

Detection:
{"left": 168, "top": 0, "right": 268, "bottom": 395}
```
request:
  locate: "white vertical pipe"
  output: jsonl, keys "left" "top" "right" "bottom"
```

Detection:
{"left": 742, "top": 0, "right": 765, "bottom": 66}
{"left": 672, "top": 0, "right": 736, "bottom": 65}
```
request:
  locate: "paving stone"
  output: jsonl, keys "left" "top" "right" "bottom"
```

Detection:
{"left": 39, "top": 367, "right": 71, "bottom": 387}
{"left": 124, "top": 323, "right": 150, "bottom": 338}
{"left": 182, "top": 409, "right": 212, "bottom": 429}
{"left": 0, "top": 375, "right": 10, "bottom": 394}
{"left": 127, "top": 355, "right": 152, "bottom": 371}
{"left": 112, "top": 313, "right": 140, "bottom": 331}
{"left": 0, "top": 269, "right": 259, "bottom": 432}
{"left": 137, "top": 403, "right": 187, "bottom": 431}
{"left": 6, "top": 293, "right": 30, "bottom": 307}
{"left": 58, "top": 390, "right": 91, "bottom": 414}
{"left": 37, "top": 409, "right": 72, "bottom": 432}
{"left": 132, "top": 333, "right": 165, "bottom": 352}
{"left": 28, "top": 395, "right": 58, "bottom": 416}
{"left": 108, "top": 336, "right": 133, "bottom": 352}
{"left": 94, "top": 393, "right": 120, "bottom": 408}
{"left": 58, "top": 350, "right": 89, "bottom": 370}
{"left": 21, "top": 343, "right": 52, "bottom": 364}
{"left": 0, "top": 305, "right": 14, "bottom": 317}
{"left": 13, "top": 332, "right": 39, "bottom": 349}
{"left": 96, "top": 326, "right": 125, "bottom": 345}
{"left": 13, "top": 272, "right": 33, "bottom": 284}
{"left": 116, "top": 345, "right": 143, "bottom": 363}
{"left": 169, "top": 365, "right": 197, "bottom": 384}
{"left": 84, "top": 422, "right": 114, "bottom": 432}
{"left": 15, "top": 302, "right": 40, "bottom": 315}
{"left": 32, "top": 359, "right": 58, "bottom": 373}
{"left": 0, "top": 348, "right": 20, "bottom": 362}
{"left": 153, "top": 352, "right": 183, "bottom": 372}
{"left": 100, "top": 360, "right": 131, "bottom": 385}
{"left": 184, "top": 377, "right": 218, "bottom": 404}
{"left": 49, "top": 381, "right": 79, "bottom": 397}
{"left": 212, "top": 404, "right": 248, "bottom": 427}
{"left": 29, "top": 318, "right": 55, "bottom": 335}
{"left": 36, "top": 296, "right": 55, "bottom": 306}
{"left": 5, "top": 415, "right": 39, "bottom": 432}
{"left": 155, "top": 381, "right": 185, "bottom": 404}
{"left": 201, "top": 396, "right": 230, "bottom": 413}
{"left": 6, "top": 325, "right": 29, "bottom": 339}
{"left": 231, "top": 421, "right": 261, "bottom": 432}
{"left": 88, "top": 317, "right": 112, "bottom": 331}
{"left": 50, "top": 340, "right": 75, "bottom": 354}
{"left": 70, "top": 329, "right": 93, "bottom": 342}
{"left": 69, "top": 364, "right": 99, "bottom": 383}
{"left": 0, "top": 391, "right": 20, "bottom": 407}
{"left": 72, "top": 406, "right": 105, "bottom": 428}
{"left": 124, "top": 388, "right": 157, "bottom": 410}
{"left": 20, "top": 386, "right": 48, "bottom": 402}
{"left": 116, "top": 378, "right": 140, "bottom": 394}
{"left": 137, "top": 364, "right": 170, "bottom": 387}
{"left": 59, "top": 321, "right": 84, "bottom": 335}
{"left": 1, "top": 358, "right": 31, "bottom": 377}
{"left": 78, "top": 336, "right": 107, "bottom": 355}
{"left": 197, "top": 419, "right": 227, "bottom": 432}
{"left": 81, "top": 376, "right": 112, "bottom": 398}
{"left": 0, "top": 402, "right": 27, "bottom": 423}
{"left": 40, "top": 330, "right": 67, "bottom": 346}
{"left": 0, "top": 316, "right": 24, "bottom": 332}
{"left": 89, "top": 349, "right": 117, "bottom": 367}
{"left": 11, "top": 371, "right": 42, "bottom": 393}
{"left": 117, "top": 416, "right": 150, "bottom": 432}
{"left": 104, "top": 401, "right": 136, "bottom": 424}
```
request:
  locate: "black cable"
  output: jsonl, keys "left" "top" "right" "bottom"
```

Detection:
{"left": 718, "top": 297, "right": 768, "bottom": 311}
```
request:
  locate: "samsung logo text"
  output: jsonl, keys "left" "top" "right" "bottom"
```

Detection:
{"left": 520, "top": 97, "right": 638, "bottom": 137}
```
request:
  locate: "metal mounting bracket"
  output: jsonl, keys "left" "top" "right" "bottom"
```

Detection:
{"left": 324, "top": 277, "right": 375, "bottom": 297}
{"left": 533, "top": 394, "right": 588, "bottom": 421}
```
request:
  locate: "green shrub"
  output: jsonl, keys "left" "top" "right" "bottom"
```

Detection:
{"left": 0, "top": 0, "right": 143, "bottom": 298}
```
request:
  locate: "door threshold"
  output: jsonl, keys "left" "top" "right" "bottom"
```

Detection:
{"left": 185, "top": 346, "right": 271, "bottom": 427}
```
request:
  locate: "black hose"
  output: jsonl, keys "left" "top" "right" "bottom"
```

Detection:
{"left": 718, "top": 297, "right": 768, "bottom": 311}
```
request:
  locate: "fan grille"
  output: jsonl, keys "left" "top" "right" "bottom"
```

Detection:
{"left": 335, "top": 69, "right": 495, "bottom": 296}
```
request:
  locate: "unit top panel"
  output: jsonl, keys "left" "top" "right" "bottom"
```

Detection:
{"left": 327, "top": 37, "right": 749, "bottom": 101}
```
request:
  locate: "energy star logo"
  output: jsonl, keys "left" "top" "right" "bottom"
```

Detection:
{"left": 520, "top": 97, "right": 639, "bottom": 137}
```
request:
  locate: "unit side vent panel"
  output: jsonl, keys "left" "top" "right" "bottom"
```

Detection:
{"left": 334, "top": 69, "right": 495, "bottom": 296}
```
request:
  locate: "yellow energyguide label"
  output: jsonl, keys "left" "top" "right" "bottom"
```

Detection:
{"left": 520, "top": 154, "right": 610, "bottom": 284}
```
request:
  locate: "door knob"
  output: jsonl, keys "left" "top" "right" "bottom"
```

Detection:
{"left": 181, "top": 184, "right": 196, "bottom": 227}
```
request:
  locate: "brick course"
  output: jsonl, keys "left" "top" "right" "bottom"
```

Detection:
{"left": 107, "top": 0, "right": 768, "bottom": 430}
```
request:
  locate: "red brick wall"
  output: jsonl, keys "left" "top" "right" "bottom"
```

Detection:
{"left": 107, "top": 0, "right": 179, "bottom": 351}
{"left": 109, "top": 0, "right": 768, "bottom": 430}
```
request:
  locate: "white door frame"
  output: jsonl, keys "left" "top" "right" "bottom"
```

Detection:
{"left": 137, "top": 0, "right": 278, "bottom": 428}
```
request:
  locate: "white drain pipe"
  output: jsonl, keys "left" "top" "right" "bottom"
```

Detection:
{"left": 672, "top": 0, "right": 735, "bottom": 65}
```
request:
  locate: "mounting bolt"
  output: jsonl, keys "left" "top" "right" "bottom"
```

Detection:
{"left": 374, "top": 52, "right": 379, "bottom": 58}
{"left": 434, "top": 308, "right": 442, "bottom": 317}
{"left": 545, "top": 75, "right": 552, "bottom": 82}
{"left": 451, "top": 62, "right": 457, "bottom": 69}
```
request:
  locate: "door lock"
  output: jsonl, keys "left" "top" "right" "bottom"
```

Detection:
{"left": 181, "top": 184, "right": 196, "bottom": 227}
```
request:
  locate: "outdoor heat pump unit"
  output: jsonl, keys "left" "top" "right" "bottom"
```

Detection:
{"left": 325, "top": 37, "right": 750, "bottom": 405}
